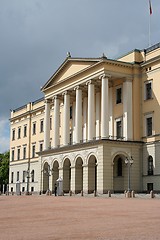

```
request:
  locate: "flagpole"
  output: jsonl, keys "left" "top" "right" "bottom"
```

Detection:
{"left": 148, "top": 0, "right": 152, "bottom": 47}
{"left": 149, "top": 11, "right": 151, "bottom": 47}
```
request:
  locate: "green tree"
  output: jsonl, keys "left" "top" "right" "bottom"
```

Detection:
{"left": 0, "top": 151, "right": 9, "bottom": 191}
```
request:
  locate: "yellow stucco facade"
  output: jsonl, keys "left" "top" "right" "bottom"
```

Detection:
{"left": 9, "top": 43, "right": 160, "bottom": 194}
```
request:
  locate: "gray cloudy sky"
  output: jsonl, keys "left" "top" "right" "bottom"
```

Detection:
{"left": 0, "top": 0, "right": 159, "bottom": 152}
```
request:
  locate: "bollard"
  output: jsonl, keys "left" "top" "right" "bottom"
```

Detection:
{"left": 124, "top": 190, "right": 127, "bottom": 198}
{"left": 81, "top": 190, "right": 83, "bottom": 197}
{"left": 131, "top": 190, "right": 135, "bottom": 198}
{"left": 108, "top": 190, "right": 111, "bottom": 197}
{"left": 127, "top": 191, "right": 131, "bottom": 198}
{"left": 94, "top": 190, "right": 97, "bottom": 197}
{"left": 150, "top": 190, "right": 155, "bottom": 198}
{"left": 69, "top": 190, "right": 72, "bottom": 196}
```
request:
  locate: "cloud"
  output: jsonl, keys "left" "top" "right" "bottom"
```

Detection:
{"left": 0, "top": 118, "right": 10, "bottom": 153}
{"left": 0, "top": 0, "right": 160, "bottom": 152}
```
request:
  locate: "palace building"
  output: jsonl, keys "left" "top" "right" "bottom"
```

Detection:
{"left": 9, "top": 42, "right": 160, "bottom": 194}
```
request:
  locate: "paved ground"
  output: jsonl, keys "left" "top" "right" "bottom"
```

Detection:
{"left": 0, "top": 194, "right": 160, "bottom": 240}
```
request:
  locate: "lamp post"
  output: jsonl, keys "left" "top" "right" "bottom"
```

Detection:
{"left": 25, "top": 170, "right": 34, "bottom": 195}
{"left": 125, "top": 156, "right": 134, "bottom": 192}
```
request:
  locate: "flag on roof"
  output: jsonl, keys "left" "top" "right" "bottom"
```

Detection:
{"left": 149, "top": 0, "right": 152, "bottom": 15}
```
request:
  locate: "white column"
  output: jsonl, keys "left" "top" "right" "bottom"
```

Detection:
{"left": 75, "top": 86, "right": 82, "bottom": 143}
{"left": 44, "top": 99, "right": 50, "bottom": 150}
{"left": 109, "top": 87, "right": 113, "bottom": 138}
{"left": 83, "top": 97, "right": 87, "bottom": 142}
{"left": 96, "top": 92, "right": 101, "bottom": 139}
{"left": 72, "top": 101, "right": 76, "bottom": 144}
{"left": 63, "top": 91, "right": 70, "bottom": 145}
{"left": 101, "top": 74, "right": 109, "bottom": 139}
{"left": 87, "top": 80, "right": 95, "bottom": 141}
{"left": 123, "top": 79, "right": 133, "bottom": 140}
{"left": 53, "top": 96, "right": 60, "bottom": 148}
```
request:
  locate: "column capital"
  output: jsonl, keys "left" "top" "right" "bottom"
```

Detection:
{"left": 53, "top": 95, "right": 58, "bottom": 100}
{"left": 74, "top": 85, "right": 82, "bottom": 91}
{"left": 62, "top": 90, "right": 69, "bottom": 96}
{"left": 44, "top": 98, "right": 51, "bottom": 104}
{"left": 86, "top": 79, "right": 94, "bottom": 86}
{"left": 99, "top": 73, "right": 111, "bottom": 80}
{"left": 124, "top": 77, "right": 133, "bottom": 82}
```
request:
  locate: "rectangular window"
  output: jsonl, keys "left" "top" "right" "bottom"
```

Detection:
{"left": 23, "top": 171, "right": 26, "bottom": 182}
{"left": 11, "top": 172, "right": 14, "bottom": 183}
{"left": 32, "top": 145, "right": 36, "bottom": 158}
{"left": 24, "top": 125, "right": 27, "bottom": 137}
{"left": 17, "top": 171, "right": 19, "bottom": 181}
{"left": 17, "top": 149, "right": 20, "bottom": 160}
{"left": 70, "top": 132, "right": 72, "bottom": 145}
{"left": 32, "top": 122, "right": 36, "bottom": 135}
{"left": 50, "top": 118, "right": 52, "bottom": 130}
{"left": 70, "top": 106, "right": 73, "bottom": 119}
{"left": 147, "top": 183, "right": 153, "bottom": 192}
{"left": 11, "top": 150, "right": 14, "bottom": 161}
{"left": 145, "top": 82, "right": 152, "bottom": 100}
{"left": 40, "top": 143, "right": 43, "bottom": 152}
{"left": 18, "top": 127, "right": 21, "bottom": 139}
{"left": 116, "top": 87, "right": 122, "bottom": 104}
{"left": 116, "top": 120, "right": 122, "bottom": 139}
{"left": 40, "top": 120, "right": 44, "bottom": 132}
{"left": 31, "top": 170, "right": 34, "bottom": 182}
{"left": 12, "top": 129, "right": 15, "bottom": 141}
{"left": 146, "top": 117, "right": 152, "bottom": 136}
{"left": 23, "top": 146, "right": 26, "bottom": 159}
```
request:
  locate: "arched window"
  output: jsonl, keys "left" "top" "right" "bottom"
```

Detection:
{"left": 117, "top": 158, "right": 122, "bottom": 176}
{"left": 148, "top": 156, "right": 153, "bottom": 175}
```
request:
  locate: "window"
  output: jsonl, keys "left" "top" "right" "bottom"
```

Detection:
{"left": 32, "top": 122, "right": 36, "bottom": 135}
{"left": 18, "top": 127, "right": 21, "bottom": 139}
{"left": 31, "top": 170, "right": 34, "bottom": 182}
{"left": 50, "top": 118, "right": 52, "bottom": 130}
{"left": 148, "top": 156, "right": 154, "bottom": 175}
{"left": 17, "top": 149, "right": 20, "bottom": 160}
{"left": 70, "top": 132, "right": 72, "bottom": 145}
{"left": 31, "top": 187, "right": 34, "bottom": 192}
{"left": 17, "top": 171, "right": 19, "bottom": 181}
{"left": 146, "top": 117, "right": 152, "bottom": 136}
{"left": 23, "top": 146, "right": 26, "bottom": 159}
{"left": 40, "top": 120, "right": 44, "bottom": 132}
{"left": 24, "top": 125, "right": 27, "bottom": 137}
{"left": 147, "top": 183, "right": 153, "bottom": 192}
{"left": 11, "top": 150, "right": 14, "bottom": 161}
{"left": 117, "top": 158, "right": 122, "bottom": 176}
{"left": 32, "top": 145, "right": 36, "bottom": 158}
{"left": 23, "top": 171, "right": 26, "bottom": 182}
{"left": 12, "top": 129, "right": 15, "bottom": 141}
{"left": 116, "top": 87, "right": 122, "bottom": 104}
{"left": 70, "top": 106, "right": 73, "bottom": 119}
{"left": 145, "top": 81, "right": 152, "bottom": 100}
{"left": 116, "top": 120, "right": 122, "bottom": 139}
{"left": 11, "top": 172, "right": 14, "bottom": 183}
{"left": 40, "top": 143, "right": 43, "bottom": 152}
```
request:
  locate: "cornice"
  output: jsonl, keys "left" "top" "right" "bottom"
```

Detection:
{"left": 141, "top": 55, "right": 160, "bottom": 67}
{"left": 10, "top": 105, "right": 45, "bottom": 122}
{"left": 37, "top": 139, "right": 143, "bottom": 157}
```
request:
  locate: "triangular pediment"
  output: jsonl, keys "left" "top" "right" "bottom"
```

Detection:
{"left": 42, "top": 57, "right": 101, "bottom": 91}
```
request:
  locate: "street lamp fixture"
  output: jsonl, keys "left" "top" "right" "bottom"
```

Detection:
{"left": 125, "top": 156, "right": 134, "bottom": 192}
